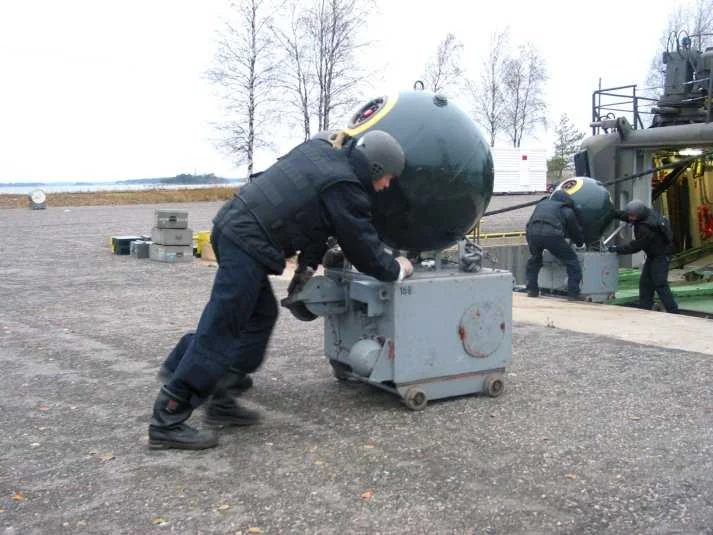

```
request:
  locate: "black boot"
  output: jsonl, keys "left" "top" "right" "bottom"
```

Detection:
{"left": 149, "top": 387, "right": 218, "bottom": 450}
{"left": 222, "top": 368, "right": 253, "bottom": 396}
{"left": 204, "top": 388, "right": 260, "bottom": 427}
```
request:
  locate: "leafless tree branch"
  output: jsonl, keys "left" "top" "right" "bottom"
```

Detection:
{"left": 502, "top": 42, "right": 547, "bottom": 148}
{"left": 206, "top": 0, "right": 280, "bottom": 178}
{"left": 422, "top": 33, "right": 463, "bottom": 95}
{"left": 466, "top": 29, "right": 509, "bottom": 147}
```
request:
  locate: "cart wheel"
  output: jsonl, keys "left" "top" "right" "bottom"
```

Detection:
{"left": 404, "top": 389, "right": 428, "bottom": 411}
{"left": 329, "top": 360, "right": 350, "bottom": 381}
{"left": 484, "top": 374, "right": 505, "bottom": 397}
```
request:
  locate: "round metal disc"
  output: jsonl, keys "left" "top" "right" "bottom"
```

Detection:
{"left": 458, "top": 300, "right": 506, "bottom": 358}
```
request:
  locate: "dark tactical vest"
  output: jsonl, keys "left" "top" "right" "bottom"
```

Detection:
{"left": 527, "top": 199, "right": 566, "bottom": 233}
{"left": 636, "top": 210, "right": 674, "bottom": 255}
{"left": 214, "top": 140, "right": 361, "bottom": 252}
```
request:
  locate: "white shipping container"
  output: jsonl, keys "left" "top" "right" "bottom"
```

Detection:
{"left": 491, "top": 147, "right": 547, "bottom": 193}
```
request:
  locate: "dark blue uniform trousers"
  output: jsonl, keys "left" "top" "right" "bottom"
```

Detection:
{"left": 166, "top": 231, "right": 278, "bottom": 406}
{"left": 526, "top": 229, "right": 582, "bottom": 295}
{"left": 640, "top": 254, "right": 678, "bottom": 312}
{"left": 163, "top": 330, "right": 264, "bottom": 377}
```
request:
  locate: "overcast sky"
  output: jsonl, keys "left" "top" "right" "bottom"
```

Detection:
{"left": 0, "top": 0, "right": 681, "bottom": 183}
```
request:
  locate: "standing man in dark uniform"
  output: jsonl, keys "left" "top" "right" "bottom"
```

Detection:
{"left": 609, "top": 200, "right": 679, "bottom": 313}
{"left": 148, "top": 130, "right": 414, "bottom": 450}
{"left": 525, "top": 190, "right": 585, "bottom": 300}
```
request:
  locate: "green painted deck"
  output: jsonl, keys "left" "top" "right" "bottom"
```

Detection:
{"left": 610, "top": 267, "right": 713, "bottom": 314}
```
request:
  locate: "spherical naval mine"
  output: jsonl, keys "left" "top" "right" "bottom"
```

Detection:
{"left": 554, "top": 176, "right": 615, "bottom": 244}
{"left": 343, "top": 90, "right": 494, "bottom": 252}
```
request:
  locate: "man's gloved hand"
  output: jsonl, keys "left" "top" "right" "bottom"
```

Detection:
{"left": 614, "top": 209, "right": 628, "bottom": 221}
{"left": 286, "top": 266, "right": 314, "bottom": 297}
{"left": 608, "top": 245, "right": 619, "bottom": 253}
{"left": 281, "top": 266, "right": 318, "bottom": 321}
{"left": 322, "top": 247, "right": 345, "bottom": 269}
{"left": 396, "top": 256, "right": 413, "bottom": 280}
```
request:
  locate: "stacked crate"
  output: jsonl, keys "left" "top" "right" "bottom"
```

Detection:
{"left": 111, "top": 235, "right": 142, "bottom": 255}
{"left": 130, "top": 239, "right": 151, "bottom": 259}
{"left": 149, "top": 209, "right": 193, "bottom": 263}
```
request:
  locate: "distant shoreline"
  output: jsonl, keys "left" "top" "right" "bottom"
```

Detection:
{"left": 0, "top": 176, "right": 242, "bottom": 188}
{"left": 0, "top": 186, "right": 238, "bottom": 209}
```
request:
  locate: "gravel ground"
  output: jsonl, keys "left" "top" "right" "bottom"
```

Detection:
{"left": 2, "top": 200, "right": 712, "bottom": 535}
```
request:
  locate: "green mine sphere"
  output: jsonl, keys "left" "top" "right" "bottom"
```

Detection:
{"left": 554, "top": 176, "right": 615, "bottom": 244}
{"left": 343, "top": 90, "right": 494, "bottom": 252}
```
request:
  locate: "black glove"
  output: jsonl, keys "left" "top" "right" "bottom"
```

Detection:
{"left": 614, "top": 209, "right": 628, "bottom": 221}
{"left": 608, "top": 245, "right": 619, "bottom": 253}
{"left": 322, "top": 247, "right": 345, "bottom": 269}
{"left": 280, "top": 267, "right": 318, "bottom": 322}
{"left": 287, "top": 267, "right": 314, "bottom": 297}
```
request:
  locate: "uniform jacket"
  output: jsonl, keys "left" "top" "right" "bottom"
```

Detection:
{"left": 213, "top": 138, "right": 400, "bottom": 282}
{"left": 614, "top": 209, "right": 672, "bottom": 257}
{"left": 527, "top": 190, "right": 585, "bottom": 246}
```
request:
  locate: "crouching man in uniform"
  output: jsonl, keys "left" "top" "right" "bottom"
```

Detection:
{"left": 148, "top": 130, "right": 414, "bottom": 450}
{"left": 525, "top": 190, "right": 585, "bottom": 300}
{"left": 609, "top": 200, "right": 678, "bottom": 314}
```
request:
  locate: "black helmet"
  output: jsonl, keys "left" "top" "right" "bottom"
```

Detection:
{"left": 354, "top": 130, "right": 406, "bottom": 180}
{"left": 624, "top": 200, "right": 650, "bottom": 221}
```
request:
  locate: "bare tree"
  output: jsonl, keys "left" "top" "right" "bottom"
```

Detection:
{"left": 646, "top": 0, "right": 713, "bottom": 97}
{"left": 207, "top": 0, "right": 279, "bottom": 178}
{"left": 467, "top": 29, "right": 509, "bottom": 147}
{"left": 502, "top": 43, "right": 547, "bottom": 148}
{"left": 272, "top": 1, "right": 313, "bottom": 140}
{"left": 304, "top": 0, "right": 371, "bottom": 131}
{"left": 421, "top": 33, "right": 463, "bottom": 95}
